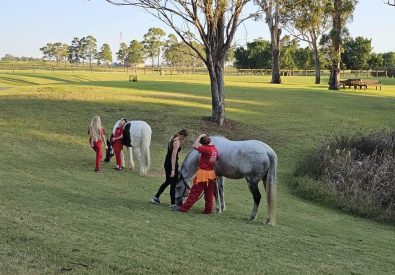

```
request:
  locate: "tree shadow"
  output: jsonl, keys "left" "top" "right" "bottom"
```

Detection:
{"left": 11, "top": 72, "right": 78, "bottom": 84}
{"left": 0, "top": 75, "right": 39, "bottom": 86}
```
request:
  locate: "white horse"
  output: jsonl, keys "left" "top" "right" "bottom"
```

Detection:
{"left": 175, "top": 136, "right": 278, "bottom": 225}
{"left": 104, "top": 119, "right": 151, "bottom": 176}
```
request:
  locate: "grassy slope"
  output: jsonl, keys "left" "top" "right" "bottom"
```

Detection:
{"left": 0, "top": 71, "right": 394, "bottom": 274}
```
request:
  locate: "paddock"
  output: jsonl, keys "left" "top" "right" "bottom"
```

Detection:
{"left": 0, "top": 71, "right": 394, "bottom": 274}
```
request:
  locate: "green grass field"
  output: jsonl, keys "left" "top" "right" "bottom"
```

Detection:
{"left": 0, "top": 71, "right": 394, "bottom": 274}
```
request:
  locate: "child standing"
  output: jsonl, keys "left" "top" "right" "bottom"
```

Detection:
{"left": 111, "top": 119, "right": 126, "bottom": 170}
{"left": 180, "top": 134, "right": 218, "bottom": 214}
{"left": 88, "top": 115, "right": 107, "bottom": 173}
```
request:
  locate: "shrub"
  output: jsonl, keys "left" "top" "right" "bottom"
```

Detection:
{"left": 293, "top": 130, "right": 395, "bottom": 223}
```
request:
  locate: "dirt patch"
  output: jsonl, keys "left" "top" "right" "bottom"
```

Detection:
{"left": 199, "top": 117, "right": 242, "bottom": 138}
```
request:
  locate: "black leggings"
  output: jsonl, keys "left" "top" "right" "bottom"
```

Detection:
{"left": 154, "top": 163, "right": 178, "bottom": 205}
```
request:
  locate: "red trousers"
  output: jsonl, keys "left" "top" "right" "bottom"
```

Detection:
{"left": 113, "top": 142, "right": 123, "bottom": 168}
{"left": 92, "top": 140, "right": 102, "bottom": 171}
{"left": 180, "top": 180, "right": 215, "bottom": 214}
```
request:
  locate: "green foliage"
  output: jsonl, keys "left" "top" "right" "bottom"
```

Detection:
{"left": 280, "top": 35, "right": 298, "bottom": 69}
{"left": 116, "top": 42, "right": 128, "bottom": 65}
{"left": 383, "top": 52, "right": 395, "bottom": 67}
{"left": 234, "top": 37, "right": 313, "bottom": 70}
{"left": 163, "top": 34, "right": 183, "bottom": 66}
{"left": 163, "top": 34, "right": 204, "bottom": 67}
{"left": 67, "top": 36, "right": 98, "bottom": 67}
{"left": 368, "top": 53, "right": 384, "bottom": 70}
{"left": 97, "top": 43, "right": 113, "bottom": 65}
{"left": 234, "top": 39, "right": 272, "bottom": 69}
{"left": 39, "top": 42, "right": 68, "bottom": 66}
{"left": 282, "top": 0, "right": 331, "bottom": 31}
{"left": 127, "top": 40, "right": 145, "bottom": 65}
{"left": 342, "top": 36, "right": 372, "bottom": 70}
{"left": 294, "top": 47, "right": 314, "bottom": 70}
{"left": 143, "top": 27, "right": 166, "bottom": 67}
{"left": 1, "top": 54, "right": 41, "bottom": 62}
{"left": 68, "top": 37, "right": 81, "bottom": 64}
{"left": 81, "top": 35, "right": 98, "bottom": 67}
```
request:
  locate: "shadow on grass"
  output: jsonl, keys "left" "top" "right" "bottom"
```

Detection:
{"left": 8, "top": 72, "right": 78, "bottom": 84}
{"left": 0, "top": 75, "right": 40, "bottom": 86}
{"left": 61, "top": 79, "right": 395, "bottom": 102}
{"left": 0, "top": 96, "right": 274, "bottom": 145}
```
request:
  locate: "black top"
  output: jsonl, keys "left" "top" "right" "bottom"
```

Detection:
{"left": 164, "top": 139, "right": 181, "bottom": 166}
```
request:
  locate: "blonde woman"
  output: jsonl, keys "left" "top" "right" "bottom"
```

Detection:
{"left": 88, "top": 115, "right": 107, "bottom": 173}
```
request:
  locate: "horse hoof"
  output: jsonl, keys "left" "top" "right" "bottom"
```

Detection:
{"left": 249, "top": 216, "right": 257, "bottom": 221}
{"left": 264, "top": 218, "right": 275, "bottom": 225}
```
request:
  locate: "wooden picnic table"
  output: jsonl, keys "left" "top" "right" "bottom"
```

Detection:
{"left": 340, "top": 78, "right": 382, "bottom": 90}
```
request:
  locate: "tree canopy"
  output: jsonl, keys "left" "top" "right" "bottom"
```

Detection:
{"left": 106, "top": 0, "right": 260, "bottom": 126}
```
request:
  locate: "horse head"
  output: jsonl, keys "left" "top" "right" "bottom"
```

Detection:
{"left": 174, "top": 150, "right": 199, "bottom": 205}
{"left": 104, "top": 139, "right": 114, "bottom": 163}
{"left": 174, "top": 172, "right": 191, "bottom": 206}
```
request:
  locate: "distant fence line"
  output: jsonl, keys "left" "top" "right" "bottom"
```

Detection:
{"left": 0, "top": 63, "right": 391, "bottom": 78}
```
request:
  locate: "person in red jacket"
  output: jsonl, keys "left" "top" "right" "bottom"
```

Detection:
{"left": 180, "top": 134, "right": 218, "bottom": 214}
{"left": 111, "top": 119, "right": 126, "bottom": 171}
{"left": 88, "top": 115, "right": 107, "bottom": 173}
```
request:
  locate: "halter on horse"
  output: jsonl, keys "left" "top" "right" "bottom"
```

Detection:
{"left": 175, "top": 136, "right": 278, "bottom": 225}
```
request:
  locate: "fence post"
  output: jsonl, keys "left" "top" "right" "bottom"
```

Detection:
{"left": 385, "top": 70, "right": 388, "bottom": 78}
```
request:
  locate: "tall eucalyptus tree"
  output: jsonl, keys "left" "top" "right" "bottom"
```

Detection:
{"left": 105, "top": 0, "right": 259, "bottom": 126}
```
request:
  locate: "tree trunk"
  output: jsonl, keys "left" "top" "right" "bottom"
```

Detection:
{"left": 271, "top": 47, "right": 281, "bottom": 84}
{"left": 269, "top": 4, "right": 281, "bottom": 84}
{"left": 313, "top": 46, "right": 321, "bottom": 84}
{"left": 207, "top": 55, "right": 225, "bottom": 126}
{"left": 157, "top": 49, "right": 161, "bottom": 68}
{"left": 329, "top": 0, "right": 342, "bottom": 90}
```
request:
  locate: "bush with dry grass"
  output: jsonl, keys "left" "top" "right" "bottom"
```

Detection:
{"left": 293, "top": 130, "right": 395, "bottom": 223}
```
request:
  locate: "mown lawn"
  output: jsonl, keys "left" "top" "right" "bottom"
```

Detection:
{"left": 0, "top": 71, "right": 394, "bottom": 274}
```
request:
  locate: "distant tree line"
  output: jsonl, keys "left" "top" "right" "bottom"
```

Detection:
{"left": 0, "top": 54, "right": 42, "bottom": 62}
{"left": 39, "top": 35, "right": 112, "bottom": 68}
{"left": 36, "top": 27, "right": 217, "bottom": 69}
{"left": 234, "top": 35, "right": 395, "bottom": 72}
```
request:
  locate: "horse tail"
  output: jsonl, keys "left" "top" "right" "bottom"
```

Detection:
{"left": 266, "top": 150, "right": 277, "bottom": 225}
{"left": 140, "top": 123, "right": 152, "bottom": 175}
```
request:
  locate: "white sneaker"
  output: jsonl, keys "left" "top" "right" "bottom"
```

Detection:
{"left": 150, "top": 197, "right": 160, "bottom": 204}
{"left": 169, "top": 204, "right": 178, "bottom": 211}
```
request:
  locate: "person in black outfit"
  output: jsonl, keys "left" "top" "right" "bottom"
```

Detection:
{"left": 150, "top": 129, "right": 188, "bottom": 208}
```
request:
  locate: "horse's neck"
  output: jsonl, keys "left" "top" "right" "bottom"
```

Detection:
{"left": 182, "top": 151, "right": 199, "bottom": 180}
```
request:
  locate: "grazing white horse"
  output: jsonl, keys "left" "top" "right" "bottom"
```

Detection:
{"left": 105, "top": 119, "right": 151, "bottom": 176}
{"left": 175, "top": 136, "right": 278, "bottom": 225}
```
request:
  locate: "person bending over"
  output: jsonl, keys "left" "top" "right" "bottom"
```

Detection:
{"left": 180, "top": 134, "right": 218, "bottom": 214}
{"left": 151, "top": 129, "right": 188, "bottom": 208}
